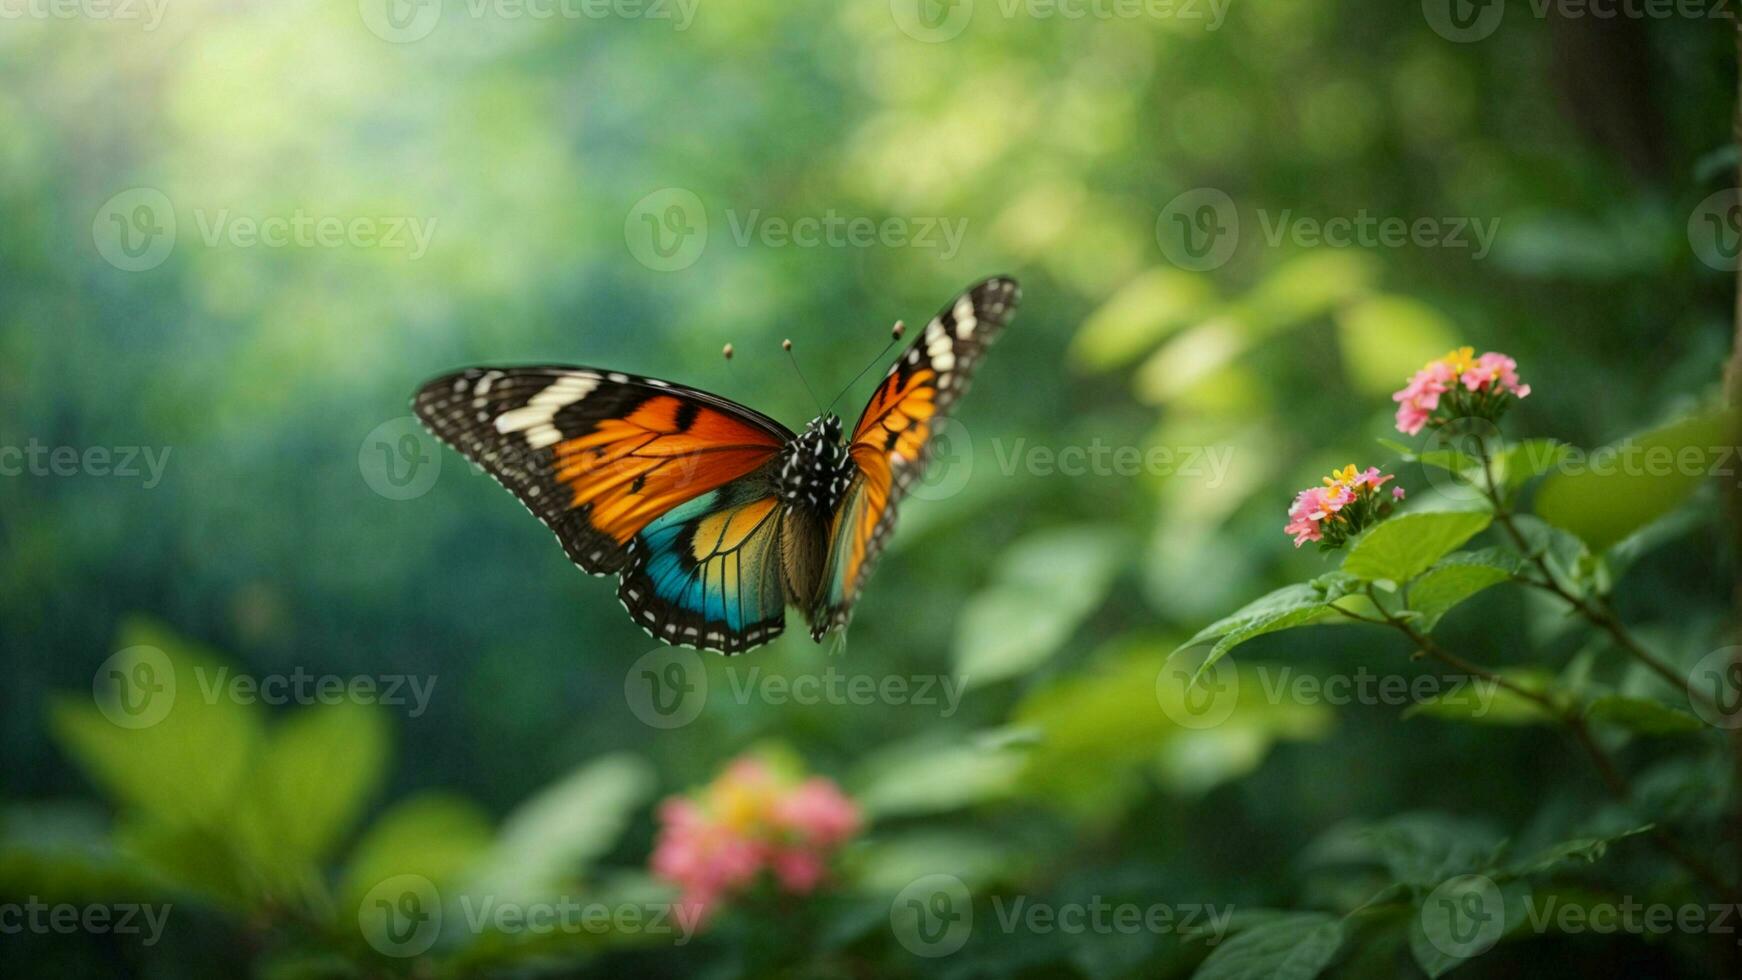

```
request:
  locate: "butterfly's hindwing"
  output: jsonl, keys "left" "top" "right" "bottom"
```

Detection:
{"left": 618, "top": 471, "right": 788, "bottom": 655}
{"left": 812, "top": 276, "right": 1021, "bottom": 638}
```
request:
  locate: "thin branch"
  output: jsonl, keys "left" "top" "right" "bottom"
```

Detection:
{"left": 1472, "top": 436, "right": 1707, "bottom": 707}
{"left": 1362, "top": 584, "right": 1735, "bottom": 898}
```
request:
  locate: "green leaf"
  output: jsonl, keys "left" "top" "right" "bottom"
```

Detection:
{"left": 1415, "top": 449, "right": 1480, "bottom": 474}
{"left": 1236, "top": 250, "right": 1377, "bottom": 335}
{"left": 1407, "top": 549, "right": 1519, "bottom": 631}
{"left": 1508, "top": 825, "right": 1654, "bottom": 877}
{"left": 467, "top": 754, "right": 655, "bottom": 903}
{"left": 1173, "top": 584, "right": 1329, "bottom": 655}
{"left": 1409, "top": 879, "right": 1530, "bottom": 977}
{"left": 1358, "top": 814, "right": 1503, "bottom": 887}
{"left": 1500, "top": 439, "right": 1572, "bottom": 493}
{"left": 340, "top": 793, "right": 494, "bottom": 917}
{"left": 1016, "top": 642, "right": 1328, "bottom": 818}
{"left": 1585, "top": 696, "right": 1702, "bottom": 736}
{"left": 49, "top": 623, "right": 262, "bottom": 831}
{"left": 850, "top": 735, "right": 1025, "bottom": 818}
{"left": 954, "top": 526, "right": 1124, "bottom": 688}
{"left": 1335, "top": 295, "right": 1459, "bottom": 397}
{"left": 234, "top": 702, "right": 389, "bottom": 884}
{"left": 1508, "top": 515, "right": 1590, "bottom": 597}
{"left": 1069, "top": 267, "right": 1218, "bottom": 371}
{"left": 1195, "top": 604, "right": 1336, "bottom": 684}
{"left": 1342, "top": 511, "right": 1493, "bottom": 585}
{"left": 1193, "top": 912, "right": 1344, "bottom": 980}
{"left": 1377, "top": 437, "right": 1418, "bottom": 458}
{"left": 1535, "top": 409, "right": 1735, "bottom": 552}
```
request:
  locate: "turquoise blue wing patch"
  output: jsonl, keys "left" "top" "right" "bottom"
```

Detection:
{"left": 618, "top": 483, "right": 787, "bottom": 654}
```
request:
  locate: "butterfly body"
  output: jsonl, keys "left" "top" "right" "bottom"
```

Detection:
{"left": 413, "top": 276, "right": 1020, "bottom": 655}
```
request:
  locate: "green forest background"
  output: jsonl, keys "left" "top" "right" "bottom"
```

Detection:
{"left": 3, "top": 1, "right": 1741, "bottom": 977}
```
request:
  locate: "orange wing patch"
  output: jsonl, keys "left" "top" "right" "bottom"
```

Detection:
{"left": 554, "top": 396, "right": 781, "bottom": 543}
{"left": 829, "top": 368, "right": 938, "bottom": 597}
{"left": 853, "top": 366, "right": 937, "bottom": 463}
{"left": 691, "top": 495, "right": 779, "bottom": 561}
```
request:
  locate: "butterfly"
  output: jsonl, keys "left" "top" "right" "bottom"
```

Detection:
{"left": 412, "top": 276, "right": 1020, "bottom": 655}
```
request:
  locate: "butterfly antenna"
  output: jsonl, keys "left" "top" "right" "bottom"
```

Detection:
{"left": 825, "top": 320, "right": 906, "bottom": 414}
{"left": 783, "top": 339, "right": 826, "bottom": 416}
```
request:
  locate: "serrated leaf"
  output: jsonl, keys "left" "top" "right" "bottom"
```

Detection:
{"left": 1173, "top": 584, "right": 1327, "bottom": 656}
{"left": 1194, "top": 604, "right": 1335, "bottom": 684}
{"left": 1585, "top": 696, "right": 1702, "bottom": 736}
{"left": 1342, "top": 511, "right": 1493, "bottom": 585}
{"left": 1193, "top": 912, "right": 1344, "bottom": 980}
{"left": 1407, "top": 549, "right": 1519, "bottom": 631}
{"left": 1507, "top": 825, "right": 1654, "bottom": 876}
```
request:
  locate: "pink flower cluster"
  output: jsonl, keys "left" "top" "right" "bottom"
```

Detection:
{"left": 1286, "top": 465, "right": 1403, "bottom": 549}
{"left": 650, "top": 755, "right": 861, "bottom": 927}
{"left": 1393, "top": 347, "right": 1531, "bottom": 436}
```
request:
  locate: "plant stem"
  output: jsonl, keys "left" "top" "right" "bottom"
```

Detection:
{"left": 1360, "top": 584, "right": 1734, "bottom": 899}
{"left": 1471, "top": 435, "right": 1706, "bottom": 707}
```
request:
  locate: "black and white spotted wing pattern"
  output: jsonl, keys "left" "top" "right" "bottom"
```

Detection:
{"left": 812, "top": 276, "right": 1021, "bottom": 638}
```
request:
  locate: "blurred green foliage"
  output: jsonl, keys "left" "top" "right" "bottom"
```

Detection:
{"left": 2, "top": 0, "right": 1740, "bottom": 977}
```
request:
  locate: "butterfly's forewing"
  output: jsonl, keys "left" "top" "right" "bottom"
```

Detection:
{"left": 414, "top": 366, "right": 795, "bottom": 653}
{"left": 811, "top": 276, "right": 1021, "bottom": 639}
